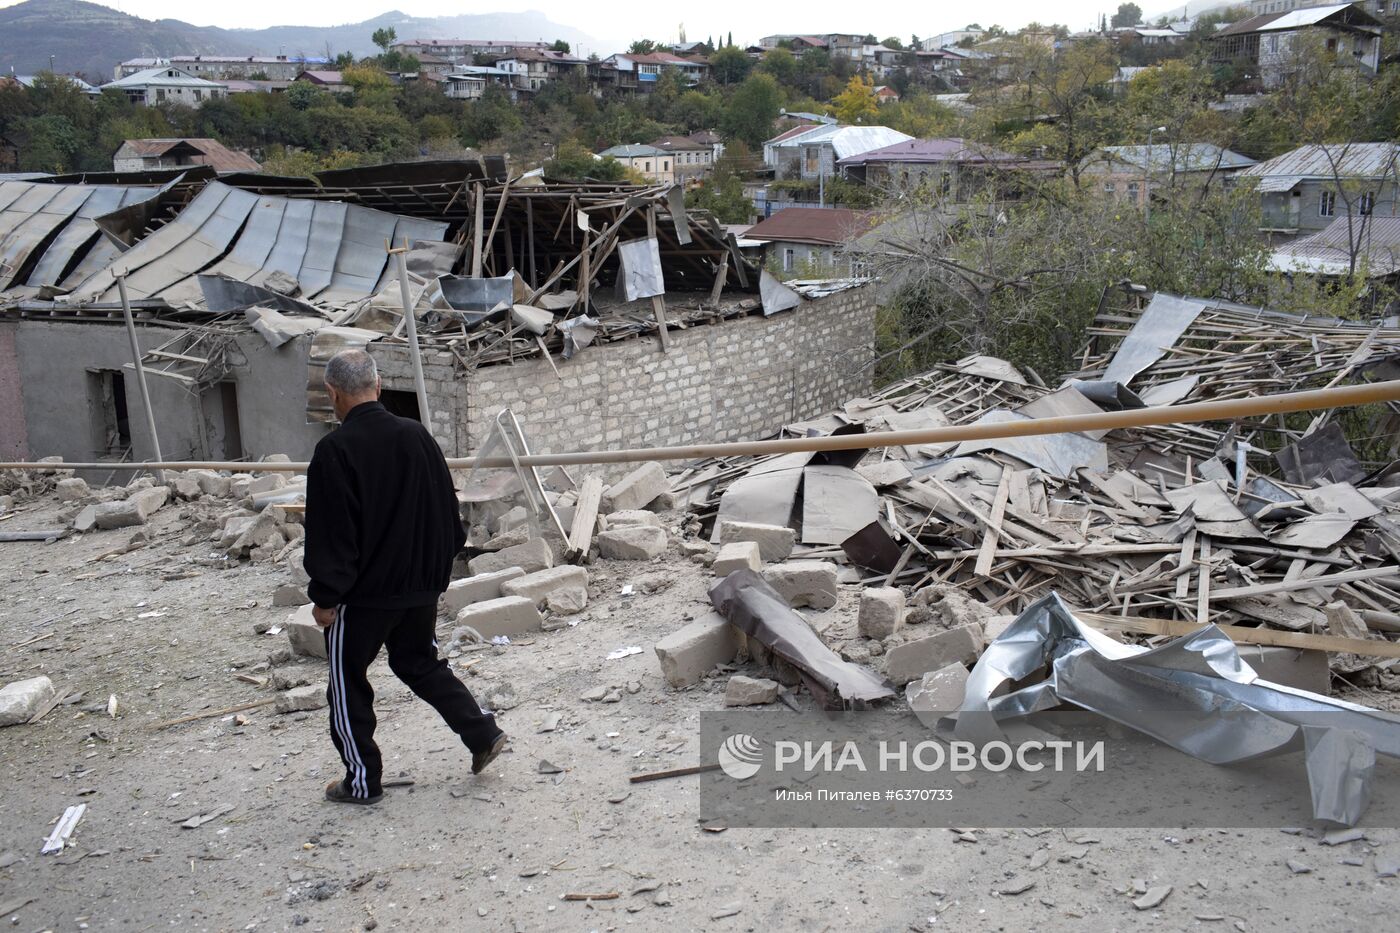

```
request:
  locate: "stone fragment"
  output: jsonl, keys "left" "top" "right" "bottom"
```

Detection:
{"left": 94, "top": 487, "right": 168, "bottom": 529}
{"left": 904, "top": 663, "right": 970, "bottom": 727}
{"left": 605, "top": 509, "right": 663, "bottom": 528}
{"left": 1132, "top": 886, "right": 1172, "bottom": 910}
{"left": 654, "top": 613, "right": 744, "bottom": 688}
{"left": 501, "top": 565, "right": 589, "bottom": 606}
{"left": 0, "top": 676, "right": 56, "bottom": 726}
{"left": 55, "top": 478, "right": 89, "bottom": 502}
{"left": 761, "top": 561, "right": 840, "bottom": 609}
{"left": 169, "top": 475, "right": 203, "bottom": 501}
{"left": 712, "top": 541, "right": 762, "bottom": 577}
{"left": 71, "top": 504, "right": 98, "bottom": 533}
{"left": 724, "top": 675, "right": 780, "bottom": 706}
{"left": 884, "top": 625, "right": 982, "bottom": 686}
{"left": 288, "top": 548, "right": 311, "bottom": 586}
{"left": 455, "top": 595, "right": 542, "bottom": 639}
{"left": 482, "top": 524, "right": 531, "bottom": 551}
{"left": 858, "top": 587, "right": 906, "bottom": 639}
{"left": 601, "top": 462, "right": 671, "bottom": 513}
{"left": 284, "top": 604, "right": 328, "bottom": 660}
{"left": 188, "top": 470, "right": 231, "bottom": 498}
{"left": 596, "top": 525, "right": 667, "bottom": 560}
{"left": 545, "top": 586, "right": 588, "bottom": 615}
{"left": 276, "top": 685, "right": 328, "bottom": 714}
{"left": 273, "top": 585, "right": 308, "bottom": 608}
{"left": 467, "top": 538, "right": 552, "bottom": 576}
{"left": 855, "top": 460, "right": 913, "bottom": 488}
{"left": 718, "top": 520, "right": 795, "bottom": 562}
{"left": 443, "top": 567, "right": 527, "bottom": 614}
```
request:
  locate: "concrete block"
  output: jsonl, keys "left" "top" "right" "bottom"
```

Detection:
{"left": 546, "top": 586, "right": 588, "bottom": 615}
{"left": 859, "top": 587, "right": 906, "bottom": 639}
{"left": 481, "top": 523, "right": 531, "bottom": 551}
{"left": 713, "top": 541, "right": 762, "bottom": 577}
{"left": 501, "top": 565, "right": 589, "bottom": 607}
{"left": 276, "top": 684, "right": 328, "bottom": 714}
{"left": 761, "top": 561, "right": 840, "bottom": 610}
{"left": 654, "top": 612, "right": 744, "bottom": 688}
{"left": 455, "top": 595, "right": 543, "bottom": 639}
{"left": 273, "top": 585, "right": 308, "bottom": 608}
{"left": 443, "top": 567, "right": 526, "bottom": 614}
{"left": 605, "top": 509, "right": 663, "bottom": 528}
{"left": 71, "top": 504, "right": 98, "bottom": 533}
{"left": 596, "top": 525, "right": 667, "bottom": 560}
{"left": 718, "top": 520, "right": 796, "bottom": 562}
{"left": 905, "top": 662, "right": 970, "bottom": 727}
{"left": 285, "top": 604, "right": 327, "bottom": 659}
{"left": 884, "top": 625, "right": 982, "bottom": 686}
{"left": 288, "top": 548, "right": 311, "bottom": 586}
{"left": 129, "top": 485, "right": 170, "bottom": 519}
{"left": 468, "top": 538, "right": 553, "bottom": 576}
{"left": 0, "top": 675, "right": 56, "bottom": 726}
{"left": 93, "top": 499, "right": 146, "bottom": 530}
{"left": 724, "top": 675, "right": 780, "bottom": 706}
{"left": 601, "top": 462, "right": 671, "bottom": 513}
{"left": 169, "top": 475, "right": 203, "bottom": 501}
{"left": 1240, "top": 645, "right": 1331, "bottom": 695}
{"left": 247, "top": 474, "right": 287, "bottom": 495}
{"left": 55, "top": 478, "right": 89, "bottom": 502}
{"left": 188, "top": 470, "right": 231, "bottom": 497}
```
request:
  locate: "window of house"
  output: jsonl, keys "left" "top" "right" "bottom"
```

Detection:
{"left": 1127, "top": 181, "right": 1140, "bottom": 202}
{"left": 645, "top": 161, "right": 651, "bottom": 172}
{"left": 1320, "top": 190, "right": 1336, "bottom": 217}
{"left": 1267, "top": 35, "right": 1277, "bottom": 54}
{"left": 804, "top": 147, "right": 820, "bottom": 174}
{"left": 156, "top": 88, "right": 166, "bottom": 101}
{"left": 783, "top": 248, "right": 795, "bottom": 272}
{"left": 87, "top": 369, "right": 131, "bottom": 456}
{"left": 193, "top": 90, "right": 202, "bottom": 101}
{"left": 1104, "top": 183, "right": 1116, "bottom": 197}
{"left": 940, "top": 171, "right": 952, "bottom": 197}
{"left": 663, "top": 160, "right": 670, "bottom": 171}
{"left": 379, "top": 389, "right": 422, "bottom": 422}
{"left": 1360, "top": 192, "right": 1375, "bottom": 216}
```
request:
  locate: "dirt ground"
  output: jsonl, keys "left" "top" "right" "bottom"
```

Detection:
{"left": 3, "top": 483, "right": 1400, "bottom": 932}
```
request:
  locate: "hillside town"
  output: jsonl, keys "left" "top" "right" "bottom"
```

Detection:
{"left": 2, "top": 0, "right": 1400, "bottom": 929}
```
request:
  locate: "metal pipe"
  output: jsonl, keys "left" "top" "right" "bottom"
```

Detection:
{"left": 391, "top": 245, "right": 431, "bottom": 423}
{"left": 116, "top": 273, "right": 164, "bottom": 483}
{"left": 5, "top": 379, "right": 1400, "bottom": 475}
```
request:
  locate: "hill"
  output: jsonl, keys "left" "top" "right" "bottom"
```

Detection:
{"left": 0, "top": 0, "right": 604, "bottom": 85}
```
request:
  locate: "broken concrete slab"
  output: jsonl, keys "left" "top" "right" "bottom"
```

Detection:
{"left": 761, "top": 561, "right": 840, "bottom": 610}
{"left": 858, "top": 587, "right": 906, "bottom": 639}
{"left": 596, "top": 525, "right": 668, "bottom": 560}
{"left": 272, "top": 585, "right": 308, "bottom": 608}
{"left": 1239, "top": 645, "right": 1331, "bottom": 695}
{"left": 71, "top": 504, "right": 98, "bottom": 533}
{"left": 713, "top": 541, "right": 762, "bottom": 577}
{"left": 0, "top": 675, "right": 56, "bottom": 726}
{"left": 545, "top": 586, "right": 588, "bottom": 615}
{"left": 468, "top": 538, "right": 553, "bottom": 576}
{"left": 443, "top": 567, "right": 527, "bottom": 614}
{"left": 94, "top": 487, "right": 169, "bottom": 530}
{"left": 188, "top": 470, "right": 231, "bottom": 498}
{"left": 455, "top": 595, "right": 543, "bottom": 639}
{"left": 601, "top": 462, "right": 671, "bottom": 514}
{"left": 501, "top": 565, "right": 589, "bottom": 607}
{"left": 855, "top": 460, "right": 913, "bottom": 489}
{"left": 724, "top": 675, "right": 780, "bottom": 706}
{"left": 885, "top": 625, "right": 982, "bottom": 686}
{"left": 905, "top": 663, "right": 970, "bottom": 727}
{"left": 55, "top": 478, "right": 89, "bottom": 502}
{"left": 654, "top": 612, "right": 744, "bottom": 688}
{"left": 605, "top": 509, "right": 663, "bottom": 528}
{"left": 284, "top": 605, "right": 327, "bottom": 660}
{"left": 481, "top": 523, "right": 532, "bottom": 551}
{"left": 276, "top": 684, "right": 328, "bottom": 714}
{"left": 717, "top": 520, "right": 795, "bottom": 562}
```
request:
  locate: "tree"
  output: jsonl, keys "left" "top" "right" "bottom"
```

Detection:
{"left": 882, "top": 37, "right": 904, "bottom": 51}
{"left": 721, "top": 73, "right": 781, "bottom": 148}
{"left": 686, "top": 144, "right": 755, "bottom": 223}
{"left": 545, "top": 138, "right": 628, "bottom": 181}
{"left": 710, "top": 45, "right": 752, "bottom": 85}
{"left": 1110, "top": 4, "right": 1142, "bottom": 28}
{"left": 371, "top": 27, "right": 397, "bottom": 53}
{"left": 832, "top": 74, "right": 879, "bottom": 125}
{"left": 629, "top": 39, "right": 659, "bottom": 54}
{"left": 550, "top": 39, "right": 572, "bottom": 54}
{"left": 758, "top": 47, "right": 798, "bottom": 86}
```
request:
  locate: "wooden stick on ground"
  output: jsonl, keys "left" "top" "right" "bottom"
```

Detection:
{"left": 1083, "top": 612, "right": 1400, "bottom": 659}
{"left": 153, "top": 698, "right": 276, "bottom": 729}
{"left": 628, "top": 763, "right": 721, "bottom": 784}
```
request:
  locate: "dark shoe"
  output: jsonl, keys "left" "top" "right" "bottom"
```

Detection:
{"left": 472, "top": 733, "right": 508, "bottom": 775}
{"left": 325, "top": 779, "right": 382, "bottom": 805}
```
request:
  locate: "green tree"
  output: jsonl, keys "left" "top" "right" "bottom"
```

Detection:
{"left": 882, "top": 37, "right": 904, "bottom": 51}
{"left": 545, "top": 138, "right": 630, "bottom": 181}
{"left": 721, "top": 73, "right": 782, "bottom": 148}
{"left": 20, "top": 114, "right": 81, "bottom": 172}
{"left": 550, "top": 39, "right": 572, "bottom": 54}
{"left": 709, "top": 45, "right": 752, "bottom": 85}
{"left": 629, "top": 39, "right": 659, "bottom": 54}
{"left": 758, "top": 47, "right": 798, "bottom": 86}
{"left": 460, "top": 84, "right": 523, "bottom": 145}
{"left": 686, "top": 144, "right": 756, "bottom": 223}
{"left": 832, "top": 74, "right": 879, "bottom": 125}
{"left": 1111, "top": 4, "right": 1142, "bottom": 28}
{"left": 372, "top": 27, "right": 397, "bottom": 52}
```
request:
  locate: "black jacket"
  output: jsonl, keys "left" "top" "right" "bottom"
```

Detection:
{"left": 304, "top": 401, "right": 465, "bottom": 609}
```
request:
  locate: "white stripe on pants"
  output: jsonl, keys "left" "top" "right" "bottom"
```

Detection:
{"left": 328, "top": 606, "right": 369, "bottom": 797}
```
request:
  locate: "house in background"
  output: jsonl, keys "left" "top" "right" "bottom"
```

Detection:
{"left": 767, "top": 125, "right": 914, "bottom": 181}
{"left": 744, "top": 206, "right": 874, "bottom": 276}
{"left": 840, "top": 138, "right": 1060, "bottom": 202}
{"left": 1238, "top": 142, "right": 1399, "bottom": 237}
{"left": 294, "top": 70, "right": 351, "bottom": 93}
{"left": 597, "top": 143, "right": 674, "bottom": 183}
{"left": 390, "top": 39, "right": 550, "bottom": 63}
{"left": 115, "top": 55, "right": 323, "bottom": 81}
{"left": 490, "top": 49, "right": 587, "bottom": 92}
{"left": 650, "top": 136, "right": 714, "bottom": 181}
{"left": 1079, "top": 143, "right": 1258, "bottom": 208}
{"left": 1210, "top": 4, "right": 1383, "bottom": 88}
{"left": 603, "top": 52, "right": 709, "bottom": 91}
{"left": 6, "top": 74, "right": 100, "bottom": 95}
{"left": 100, "top": 66, "right": 227, "bottom": 107}
{"left": 920, "top": 29, "right": 985, "bottom": 51}
{"left": 112, "top": 138, "right": 260, "bottom": 174}
{"left": 443, "top": 67, "right": 518, "bottom": 101}
{"left": 688, "top": 130, "right": 725, "bottom": 163}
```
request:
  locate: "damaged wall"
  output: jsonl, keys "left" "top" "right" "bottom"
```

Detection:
{"left": 0, "top": 323, "right": 30, "bottom": 461}
{"left": 455, "top": 284, "right": 875, "bottom": 473}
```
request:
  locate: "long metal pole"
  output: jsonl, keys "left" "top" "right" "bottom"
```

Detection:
{"left": 391, "top": 246, "right": 431, "bottom": 424}
{"left": 116, "top": 274, "right": 164, "bottom": 483}
{"left": 5, "top": 380, "right": 1400, "bottom": 474}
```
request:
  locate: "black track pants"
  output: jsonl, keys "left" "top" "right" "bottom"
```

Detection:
{"left": 324, "top": 603, "right": 502, "bottom": 799}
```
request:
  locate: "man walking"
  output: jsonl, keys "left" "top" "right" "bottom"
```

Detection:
{"left": 304, "top": 348, "right": 507, "bottom": 805}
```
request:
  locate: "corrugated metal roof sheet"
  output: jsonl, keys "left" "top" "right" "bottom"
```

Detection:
{"left": 0, "top": 181, "right": 159, "bottom": 291}
{"left": 840, "top": 137, "right": 1027, "bottom": 166}
{"left": 103, "top": 67, "right": 225, "bottom": 89}
{"left": 1269, "top": 216, "right": 1400, "bottom": 277}
{"left": 745, "top": 207, "right": 876, "bottom": 246}
{"left": 1093, "top": 144, "right": 1257, "bottom": 173}
{"left": 1240, "top": 143, "right": 1400, "bottom": 181}
{"left": 770, "top": 125, "right": 914, "bottom": 161}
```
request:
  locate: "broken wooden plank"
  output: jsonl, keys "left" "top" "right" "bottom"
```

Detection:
{"left": 1210, "top": 566, "right": 1400, "bottom": 601}
{"left": 568, "top": 474, "right": 603, "bottom": 560}
{"left": 41, "top": 803, "right": 86, "bottom": 855}
{"left": 153, "top": 698, "right": 276, "bottom": 729}
{"left": 975, "top": 473, "right": 1010, "bottom": 579}
{"left": 1083, "top": 612, "right": 1400, "bottom": 660}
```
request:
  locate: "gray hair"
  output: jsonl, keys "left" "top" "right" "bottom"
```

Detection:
{"left": 324, "top": 349, "right": 378, "bottom": 394}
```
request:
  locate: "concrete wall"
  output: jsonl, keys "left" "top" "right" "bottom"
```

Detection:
{"left": 0, "top": 323, "right": 30, "bottom": 461}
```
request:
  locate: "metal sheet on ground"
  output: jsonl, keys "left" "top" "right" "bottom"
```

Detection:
{"left": 801, "top": 465, "right": 880, "bottom": 545}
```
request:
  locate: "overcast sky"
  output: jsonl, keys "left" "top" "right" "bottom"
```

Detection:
{"left": 5, "top": 1, "right": 1192, "bottom": 48}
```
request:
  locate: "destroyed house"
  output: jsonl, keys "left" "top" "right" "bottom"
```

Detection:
{"left": 0, "top": 162, "right": 877, "bottom": 474}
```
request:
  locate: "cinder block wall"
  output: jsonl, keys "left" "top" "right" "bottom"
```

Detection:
{"left": 458, "top": 285, "right": 876, "bottom": 473}
{"left": 367, "top": 346, "right": 464, "bottom": 452}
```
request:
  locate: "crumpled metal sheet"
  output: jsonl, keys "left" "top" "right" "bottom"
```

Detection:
{"left": 199, "top": 275, "right": 320, "bottom": 315}
{"left": 759, "top": 268, "right": 802, "bottom": 316}
{"left": 710, "top": 568, "right": 894, "bottom": 707}
{"left": 1276, "top": 421, "right": 1367, "bottom": 486}
{"left": 305, "top": 326, "right": 385, "bottom": 423}
{"left": 558, "top": 314, "right": 598, "bottom": 360}
{"left": 21, "top": 184, "right": 160, "bottom": 289}
{"left": 245, "top": 307, "right": 325, "bottom": 349}
{"left": 0, "top": 182, "right": 155, "bottom": 291}
{"left": 1102, "top": 292, "right": 1206, "bottom": 386}
{"left": 954, "top": 409, "right": 1108, "bottom": 478}
{"left": 438, "top": 273, "right": 522, "bottom": 328}
{"left": 709, "top": 459, "right": 806, "bottom": 542}
{"left": 618, "top": 237, "right": 665, "bottom": 301}
{"left": 949, "top": 592, "right": 1400, "bottom": 825}
{"left": 801, "top": 464, "right": 880, "bottom": 545}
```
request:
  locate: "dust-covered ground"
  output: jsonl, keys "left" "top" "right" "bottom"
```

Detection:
{"left": 2, "top": 479, "right": 1400, "bottom": 932}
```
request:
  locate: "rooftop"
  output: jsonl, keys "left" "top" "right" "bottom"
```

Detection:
{"left": 838, "top": 138, "right": 1027, "bottom": 167}
{"left": 103, "top": 67, "right": 226, "bottom": 90}
{"left": 1090, "top": 144, "right": 1258, "bottom": 173}
{"left": 116, "top": 138, "right": 260, "bottom": 174}
{"left": 745, "top": 207, "right": 876, "bottom": 246}
{"left": 1240, "top": 143, "right": 1400, "bottom": 180}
